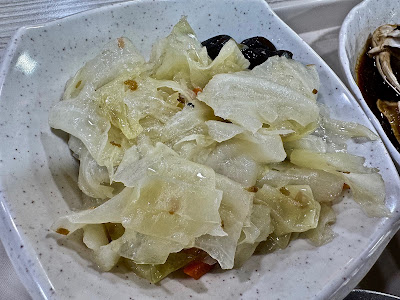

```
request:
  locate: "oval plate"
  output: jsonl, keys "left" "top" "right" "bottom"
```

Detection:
{"left": 0, "top": 0, "right": 399, "bottom": 299}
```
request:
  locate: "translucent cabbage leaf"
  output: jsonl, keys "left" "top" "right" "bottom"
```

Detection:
{"left": 150, "top": 18, "right": 248, "bottom": 89}
{"left": 51, "top": 187, "right": 136, "bottom": 234}
{"left": 284, "top": 135, "right": 327, "bottom": 154}
{"left": 82, "top": 224, "right": 110, "bottom": 250}
{"left": 112, "top": 230, "right": 189, "bottom": 264}
{"left": 206, "top": 120, "right": 245, "bottom": 143}
{"left": 122, "top": 175, "right": 224, "bottom": 245}
{"left": 197, "top": 56, "right": 320, "bottom": 133}
{"left": 194, "top": 175, "right": 253, "bottom": 269}
{"left": 82, "top": 224, "right": 122, "bottom": 271}
{"left": 78, "top": 149, "right": 114, "bottom": 199}
{"left": 172, "top": 134, "right": 216, "bottom": 163}
{"left": 341, "top": 172, "right": 388, "bottom": 217}
{"left": 159, "top": 100, "right": 215, "bottom": 146}
{"left": 63, "top": 37, "right": 146, "bottom": 101}
{"left": 290, "top": 149, "right": 372, "bottom": 174}
{"left": 279, "top": 121, "right": 319, "bottom": 142}
{"left": 257, "top": 233, "right": 292, "bottom": 253}
{"left": 123, "top": 251, "right": 201, "bottom": 283}
{"left": 234, "top": 242, "right": 259, "bottom": 268}
{"left": 232, "top": 131, "right": 286, "bottom": 163}
{"left": 318, "top": 106, "right": 378, "bottom": 141}
{"left": 300, "top": 203, "right": 336, "bottom": 246}
{"left": 234, "top": 203, "right": 273, "bottom": 267}
{"left": 205, "top": 143, "right": 260, "bottom": 187}
{"left": 251, "top": 54, "right": 319, "bottom": 102}
{"left": 114, "top": 142, "right": 217, "bottom": 189}
{"left": 258, "top": 162, "right": 345, "bottom": 203}
{"left": 95, "top": 75, "right": 143, "bottom": 140}
{"left": 240, "top": 203, "right": 273, "bottom": 245}
{"left": 114, "top": 143, "right": 225, "bottom": 245}
{"left": 49, "top": 95, "right": 133, "bottom": 174}
{"left": 94, "top": 242, "right": 121, "bottom": 271}
{"left": 255, "top": 184, "right": 320, "bottom": 235}
{"left": 68, "top": 135, "right": 86, "bottom": 159}
{"left": 289, "top": 150, "right": 388, "bottom": 216}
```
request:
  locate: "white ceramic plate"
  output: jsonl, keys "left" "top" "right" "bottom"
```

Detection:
{"left": 339, "top": 0, "right": 400, "bottom": 168}
{"left": 1, "top": 0, "right": 399, "bottom": 299}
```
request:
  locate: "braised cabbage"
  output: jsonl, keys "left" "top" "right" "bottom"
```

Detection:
{"left": 50, "top": 17, "right": 388, "bottom": 283}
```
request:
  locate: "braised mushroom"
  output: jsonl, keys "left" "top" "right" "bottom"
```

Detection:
{"left": 368, "top": 24, "right": 400, "bottom": 95}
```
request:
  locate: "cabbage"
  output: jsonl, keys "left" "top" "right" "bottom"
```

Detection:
{"left": 197, "top": 56, "right": 320, "bottom": 133}
{"left": 205, "top": 144, "right": 260, "bottom": 187}
{"left": 206, "top": 121, "right": 245, "bottom": 143}
{"left": 258, "top": 162, "right": 345, "bottom": 203}
{"left": 341, "top": 172, "right": 388, "bottom": 217}
{"left": 290, "top": 150, "right": 388, "bottom": 216}
{"left": 150, "top": 18, "right": 249, "bottom": 89}
{"left": 123, "top": 251, "right": 201, "bottom": 283}
{"left": 284, "top": 135, "right": 327, "bottom": 154}
{"left": 290, "top": 149, "right": 372, "bottom": 174}
{"left": 255, "top": 184, "right": 320, "bottom": 235}
{"left": 50, "top": 37, "right": 146, "bottom": 172}
{"left": 232, "top": 131, "right": 286, "bottom": 163}
{"left": 50, "top": 17, "right": 388, "bottom": 282}
{"left": 318, "top": 106, "right": 378, "bottom": 141}
{"left": 258, "top": 233, "right": 292, "bottom": 253}
{"left": 194, "top": 174, "right": 253, "bottom": 269}
{"left": 121, "top": 175, "right": 224, "bottom": 245}
{"left": 68, "top": 135, "right": 86, "bottom": 158}
{"left": 83, "top": 224, "right": 110, "bottom": 250}
{"left": 241, "top": 203, "right": 273, "bottom": 244}
{"left": 63, "top": 37, "right": 146, "bottom": 101}
{"left": 159, "top": 100, "right": 214, "bottom": 146}
{"left": 112, "top": 230, "right": 189, "bottom": 264}
{"left": 82, "top": 225, "right": 121, "bottom": 271}
{"left": 114, "top": 144, "right": 225, "bottom": 246}
{"left": 95, "top": 243, "right": 121, "bottom": 271}
{"left": 78, "top": 149, "right": 114, "bottom": 199}
{"left": 172, "top": 134, "right": 216, "bottom": 163}
{"left": 52, "top": 187, "right": 135, "bottom": 233}
{"left": 300, "top": 203, "right": 336, "bottom": 246}
{"left": 234, "top": 203, "right": 273, "bottom": 267}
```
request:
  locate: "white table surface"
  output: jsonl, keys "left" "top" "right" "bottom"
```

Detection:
{"left": 0, "top": 0, "right": 398, "bottom": 299}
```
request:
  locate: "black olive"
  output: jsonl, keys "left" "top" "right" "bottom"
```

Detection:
{"left": 201, "top": 35, "right": 233, "bottom": 60}
{"left": 240, "top": 36, "right": 277, "bottom": 52}
{"left": 241, "top": 48, "right": 294, "bottom": 69}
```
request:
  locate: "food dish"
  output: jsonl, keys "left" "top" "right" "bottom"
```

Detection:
{"left": 50, "top": 17, "right": 387, "bottom": 283}
{"left": 339, "top": 0, "right": 400, "bottom": 168}
{"left": 1, "top": 0, "right": 400, "bottom": 299}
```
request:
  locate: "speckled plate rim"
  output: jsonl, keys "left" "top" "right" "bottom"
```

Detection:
{"left": 338, "top": 0, "right": 400, "bottom": 168}
{"left": 0, "top": 0, "right": 399, "bottom": 299}
{"left": 0, "top": 25, "right": 51, "bottom": 299}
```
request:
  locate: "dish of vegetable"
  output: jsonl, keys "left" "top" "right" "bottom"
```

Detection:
{"left": 1, "top": 0, "right": 400, "bottom": 299}
{"left": 50, "top": 18, "right": 388, "bottom": 283}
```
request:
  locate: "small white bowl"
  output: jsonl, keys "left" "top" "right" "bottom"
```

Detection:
{"left": 339, "top": 0, "right": 400, "bottom": 168}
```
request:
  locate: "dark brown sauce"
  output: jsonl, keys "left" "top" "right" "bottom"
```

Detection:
{"left": 356, "top": 36, "right": 400, "bottom": 151}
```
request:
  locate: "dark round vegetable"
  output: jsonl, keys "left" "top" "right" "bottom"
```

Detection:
{"left": 241, "top": 48, "right": 294, "bottom": 69}
{"left": 201, "top": 35, "right": 233, "bottom": 60}
{"left": 275, "top": 50, "right": 293, "bottom": 59}
{"left": 202, "top": 34, "right": 293, "bottom": 69}
{"left": 240, "top": 36, "right": 277, "bottom": 52}
{"left": 241, "top": 48, "right": 274, "bottom": 69}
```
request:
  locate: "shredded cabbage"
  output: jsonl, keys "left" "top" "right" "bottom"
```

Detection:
{"left": 50, "top": 17, "right": 388, "bottom": 283}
